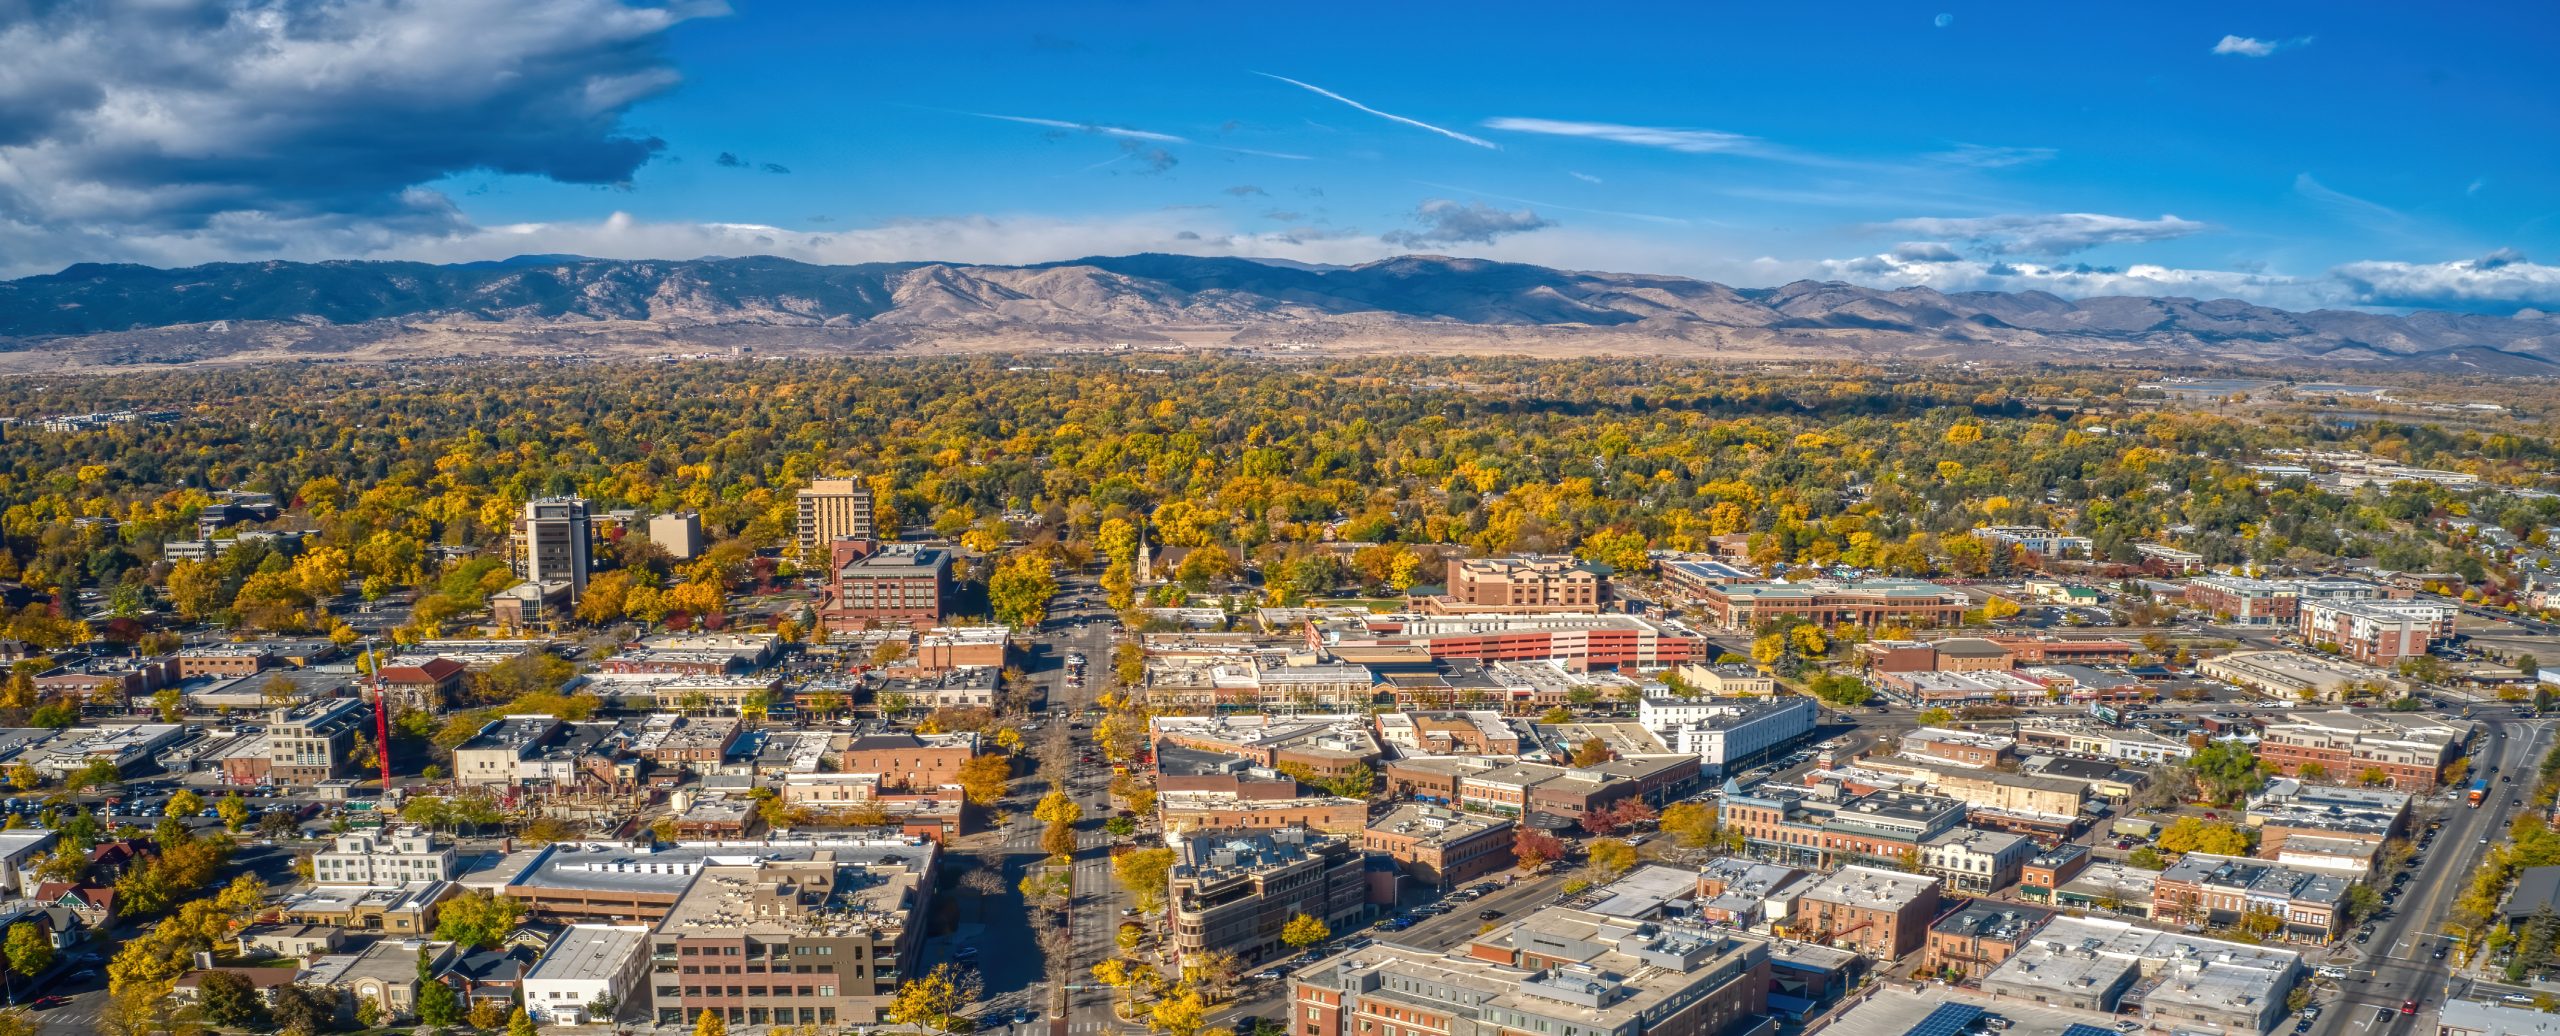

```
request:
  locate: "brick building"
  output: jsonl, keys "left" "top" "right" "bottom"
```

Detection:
{"left": 1361, "top": 804, "right": 1514, "bottom": 889}
{"left": 820, "top": 542, "right": 950, "bottom": 628}
{"left": 1694, "top": 580, "right": 1969, "bottom": 631}
{"left": 1430, "top": 556, "right": 1603, "bottom": 613}
{"left": 1924, "top": 900, "right": 2054, "bottom": 980}
{"left": 1788, "top": 865, "right": 1944, "bottom": 958}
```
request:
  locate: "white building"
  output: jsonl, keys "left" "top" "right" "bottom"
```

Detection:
{"left": 1638, "top": 695, "right": 1816, "bottom": 778}
{"left": 521, "top": 924, "right": 652, "bottom": 1024}
{"left": 0, "top": 829, "right": 59, "bottom": 896}
{"left": 312, "top": 827, "right": 459, "bottom": 886}
{"left": 1919, "top": 828, "right": 2034, "bottom": 894}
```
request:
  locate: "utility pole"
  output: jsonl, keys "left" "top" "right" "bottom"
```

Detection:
{"left": 366, "top": 640, "right": 395, "bottom": 794}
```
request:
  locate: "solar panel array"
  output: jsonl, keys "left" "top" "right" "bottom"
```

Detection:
{"left": 1906, "top": 1003, "right": 1986, "bottom": 1036}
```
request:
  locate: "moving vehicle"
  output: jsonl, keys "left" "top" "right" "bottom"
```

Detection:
{"left": 2403, "top": 1000, "right": 2420, "bottom": 1015}
{"left": 2472, "top": 779, "right": 2490, "bottom": 806}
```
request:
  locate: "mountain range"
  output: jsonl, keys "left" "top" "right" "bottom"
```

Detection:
{"left": 4, "top": 253, "right": 2556, "bottom": 372}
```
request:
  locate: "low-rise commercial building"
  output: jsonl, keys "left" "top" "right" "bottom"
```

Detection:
{"left": 1919, "top": 829, "right": 2035, "bottom": 895}
{"left": 1924, "top": 900, "right": 2054, "bottom": 980}
{"left": 1638, "top": 695, "right": 1817, "bottom": 778}
{"left": 2153, "top": 853, "right": 2350, "bottom": 943}
{"left": 1695, "top": 579, "right": 1969, "bottom": 631}
{"left": 2255, "top": 711, "right": 2468, "bottom": 790}
{"left": 1288, "top": 909, "right": 1770, "bottom": 1036}
{"left": 1979, "top": 915, "right": 2302, "bottom": 1035}
{"left": 522, "top": 924, "right": 652, "bottom": 1024}
{"left": 1361, "top": 804, "right": 1514, "bottom": 889}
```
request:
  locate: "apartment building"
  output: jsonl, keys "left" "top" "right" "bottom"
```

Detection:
{"left": 1433, "top": 556, "right": 1603, "bottom": 613}
{"left": 1168, "top": 828, "right": 1366, "bottom": 966}
{"left": 821, "top": 542, "right": 951, "bottom": 627}
{"left": 1694, "top": 580, "right": 1969, "bottom": 631}
{"left": 795, "top": 478, "right": 878, "bottom": 554}
{"left": 2016, "top": 843, "right": 2092, "bottom": 903}
{"left": 2135, "top": 544, "right": 2207, "bottom": 575}
{"left": 452, "top": 716, "right": 567, "bottom": 785}
{"left": 2184, "top": 576, "right": 2386, "bottom": 625}
{"left": 649, "top": 843, "right": 938, "bottom": 1028}
{"left": 1789, "top": 865, "right": 1944, "bottom": 958}
{"left": 1289, "top": 910, "right": 1770, "bottom": 1036}
{"left": 1361, "top": 804, "right": 1515, "bottom": 889}
{"left": 2255, "top": 711, "right": 2468, "bottom": 790}
{"left": 2299, "top": 598, "right": 2456, "bottom": 665}
{"left": 313, "top": 827, "right": 459, "bottom": 886}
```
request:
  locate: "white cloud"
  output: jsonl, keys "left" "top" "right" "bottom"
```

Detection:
{"left": 1800, "top": 252, "right": 2338, "bottom": 308}
{"left": 2213, "top": 34, "right": 2312, "bottom": 57}
{"left": 1569, "top": 171, "right": 1604, "bottom": 184}
{"left": 1872, "top": 213, "right": 2211, "bottom": 256}
{"left": 1481, "top": 117, "right": 1761, "bottom": 155}
{"left": 1381, "top": 200, "right": 1553, "bottom": 247}
{"left": 954, "top": 111, "right": 1188, "bottom": 144}
{"left": 1927, "top": 144, "right": 2059, "bottom": 168}
{"left": 0, "top": 0, "right": 718, "bottom": 240}
{"left": 2294, "top": 173, "right": 2404, "bottom": 227}
{"left": 1252, "top": 73, "right": 1496, "bottom": 149}
{"left": 2333, "top": 251, "right": 2560, "bottom": 310}
{"left": 2212, "top": 35, "right": 2279, "bottom": 56}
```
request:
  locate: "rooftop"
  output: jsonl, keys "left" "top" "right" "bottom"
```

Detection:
{"left": 525, "top": 924, "right": 651, "bottom": 985}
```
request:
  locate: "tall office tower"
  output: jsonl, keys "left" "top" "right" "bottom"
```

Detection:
{"left": 516, "top": 497, "right": 593, "bottom": 595}
{"left": 796, "top": 477, "right": 877, "bottom": 552}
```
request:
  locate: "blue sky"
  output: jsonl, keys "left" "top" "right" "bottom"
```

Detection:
{"left": 3, "top": 0, "right": 2557, "bottom": 310}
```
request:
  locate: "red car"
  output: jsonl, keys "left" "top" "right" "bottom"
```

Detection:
{"left": 26, "top": 996, "right": 67, "bottom": 1010}
{"left": 2402, "top": 1000, "right": 2418, "bottom": 1015}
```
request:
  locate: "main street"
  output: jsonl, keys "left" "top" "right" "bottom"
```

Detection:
{"left": 2311, "top": 717, "right": 2553, "bottom": 1036}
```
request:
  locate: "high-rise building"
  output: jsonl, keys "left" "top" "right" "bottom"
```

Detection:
{"left": 516, "top": 497, "right": 592, "bottom": 595}
{"left": 796, "top": 478, "right": 877, "bottom": 553}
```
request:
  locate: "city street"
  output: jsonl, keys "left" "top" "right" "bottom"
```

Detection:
{"left": 2309, "top": 717, "right": 2554, "bottom": 1036}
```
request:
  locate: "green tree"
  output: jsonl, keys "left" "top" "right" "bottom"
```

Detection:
{"left": 1112, "top": 847, "right": 1177, "bottom": 914}
{"left": 216, "top": 793, "right": 251, "bottom": 832}
{"left": 988, "top": 553, "right": 1059, "bottom": 631}
{"left": 432, "top": 890, "right": 526, "bottom": 950}
{"left": 3, "top": 922, "right": 51, "bottom": 978}
{"left": 417, "top": 976, "right": 464, "bottom": 1027}
{"left": 1586, "top": 837, "right": 1638, "bottom": 883}
{"left": 1281, "top": 912, "right": 1331, "bottom": 950}
{"left": 197, "top": 970, "right": 268, "bottom": 1028}
{"left": 885, "top": 964, "right": 970, "bottom": 1035}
